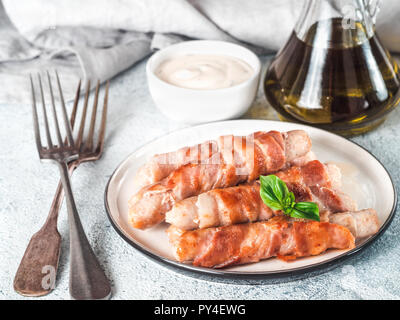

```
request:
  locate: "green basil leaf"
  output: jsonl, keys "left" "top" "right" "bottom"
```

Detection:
{"left": 260, "top": 188, "right": 283, "bottom": 211}
{"left": 259, "top": 174, "right": 320, "bottom": 222}
{"left": 291, "top": 202, "right": 320, "bottom": 221}
{"left": 260, "top": 175, "right": 289, "bottom": 201}
{"left": 260, "top": 175, "right": 289, "bottom": 211}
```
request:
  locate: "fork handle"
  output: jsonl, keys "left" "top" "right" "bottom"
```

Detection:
{"left": 13, "top": 162, "right": 78, "bottom": 297}
{"left": 57, "top": 161, "right": 111, "bottom": 300}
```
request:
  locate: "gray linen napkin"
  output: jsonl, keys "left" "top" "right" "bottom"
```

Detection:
{"left": 1, "top": 0, "right": 400, "bottom": 104}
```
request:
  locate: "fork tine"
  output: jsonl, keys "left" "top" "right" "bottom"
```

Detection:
{"left": 70, "top": 79, "right": 81, "bottom": 130}
{"left": 77, "top": 80, "right": 90, "bottom": 149}
{"left": 85, "top": 80, "right": 100, "bottom": 151}
{"left": 55, "top": 71, "right": 75, "bottom": 147}
{"left": 47, "top": 71, "right": 63, "bottom": 147}
{"left": 30, "top": 75, "right": 42, "bottom": 151}
{"left": 96, "top": 81, "right": 109, "bottom": 154}
{"left": 38, "top": 73, "right": 53, "bottom": 148}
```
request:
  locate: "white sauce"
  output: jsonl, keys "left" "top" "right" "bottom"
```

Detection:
{"left": 155, "top": 54, "right": 254, "bottom": 90}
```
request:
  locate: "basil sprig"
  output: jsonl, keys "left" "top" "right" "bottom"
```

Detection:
{"left": 260, "top": 175, "right": 320, "bottom": 221}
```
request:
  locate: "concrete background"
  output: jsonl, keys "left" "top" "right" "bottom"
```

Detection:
{"left": 1, "top": 56, "right": 399, "bottom": 299}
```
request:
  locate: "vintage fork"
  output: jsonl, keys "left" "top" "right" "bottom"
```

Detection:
{"left": 16, "top": 72, "right": 111, "bottom": 300}
{"left": 14, "top": 79, "right": 109, "bottom": 298}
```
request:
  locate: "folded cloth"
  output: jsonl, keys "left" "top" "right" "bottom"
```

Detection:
{"left": 1, "top": 0, "right": 400, "bottom": 104}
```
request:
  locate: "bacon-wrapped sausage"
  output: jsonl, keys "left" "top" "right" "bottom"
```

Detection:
{"left": 166, "top": 160, "right": 356, "bottom": 230}
{"left": 129, "top": 130, "right": 312, "bottom": 229}
{"left": 133, "top": 140, "right": 218, "bottom": 190}
{"left": 167, "top": 216, "right": 355, "bottom": 268}
{"left": 329, "top": 209, "right": 379, "bottom": 239}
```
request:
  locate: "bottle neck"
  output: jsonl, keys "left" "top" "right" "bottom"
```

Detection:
{"left": 295, "top": 0, "right": 378, "bottom": 44}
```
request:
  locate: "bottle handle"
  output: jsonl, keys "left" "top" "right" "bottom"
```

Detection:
{"left": 366, "top": 0, "right": 381, "bottom": 24}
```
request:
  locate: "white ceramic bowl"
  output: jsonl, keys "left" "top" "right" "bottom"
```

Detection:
{"left": 146, "top": 40, "right": 261, "bottom": 124}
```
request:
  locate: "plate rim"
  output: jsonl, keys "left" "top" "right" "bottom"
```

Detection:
{"left": 104, "top": 119, "right": 397, "bottom": 279}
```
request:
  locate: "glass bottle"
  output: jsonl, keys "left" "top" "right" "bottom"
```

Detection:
{"left": 264, "top": 0, "right": 400, "bottom": 136}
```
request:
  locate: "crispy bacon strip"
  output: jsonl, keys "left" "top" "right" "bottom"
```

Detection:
{"left": 167, "top": 216, "right": 355, "bottom": 268}
{"left": 129, "top": 130, "right": 312, "bottom": 229}
{"left": 166, "top": 160, "right": 356, "bottom": 230}
{"left": 133, "top": 131, "right": 315, "bottom": 190}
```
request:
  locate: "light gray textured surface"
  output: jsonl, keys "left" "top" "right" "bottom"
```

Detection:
{"left": 0, "top": 56, "right": 399, "bottom": 300}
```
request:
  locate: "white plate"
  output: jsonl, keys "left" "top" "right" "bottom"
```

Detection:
{"left": 105, "top": 120, "right": 396, "bottom": 278}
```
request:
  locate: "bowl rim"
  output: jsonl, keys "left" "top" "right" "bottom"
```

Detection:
{"left": 146, "top": 40, "right": 261, "bottom": 94}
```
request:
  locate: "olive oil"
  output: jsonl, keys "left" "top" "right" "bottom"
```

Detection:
{"left": 264, "top": 18, "right": 400, "bottom": 135}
